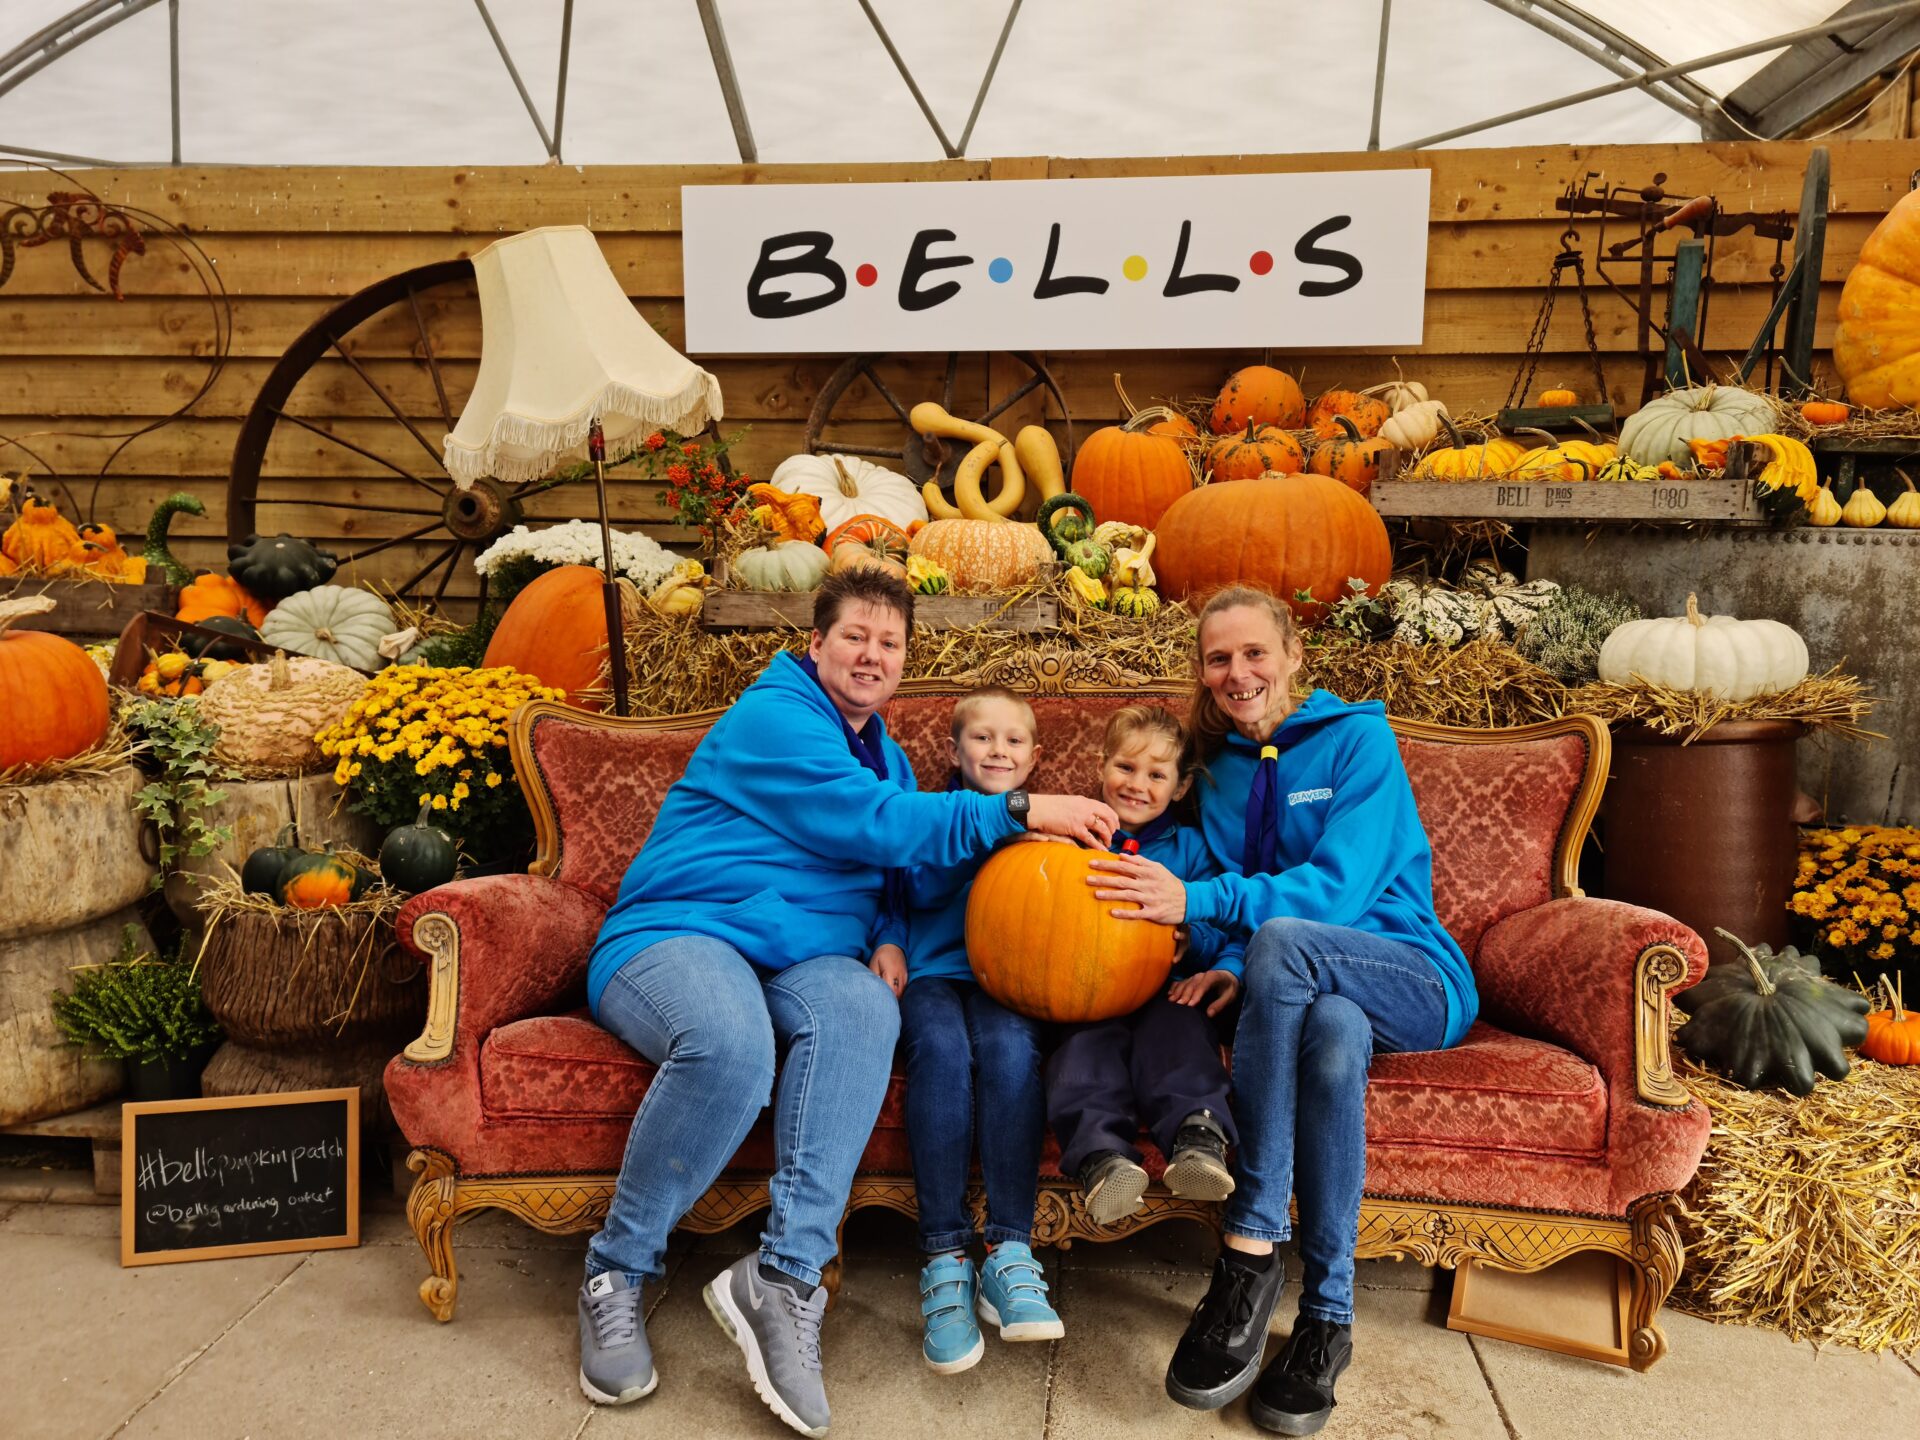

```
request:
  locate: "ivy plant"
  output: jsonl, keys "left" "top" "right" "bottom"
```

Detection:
{"left": 127, "top": 696, "right": 235, "bottom": 886}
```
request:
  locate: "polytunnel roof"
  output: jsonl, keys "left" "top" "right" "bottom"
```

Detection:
{"left": 0, "top": 1, "right": 1915, "bottom": 167}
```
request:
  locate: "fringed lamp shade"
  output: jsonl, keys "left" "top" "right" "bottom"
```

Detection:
{"left": 443, "top": 225, "right": 724, "bottom": 487}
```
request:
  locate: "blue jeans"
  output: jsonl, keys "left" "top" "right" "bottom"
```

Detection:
{"left": 1228, "top": 917, "right": 1449, "bottom": 1324}
{"left": 899, "top": 977, "right": 1046, "bottom": 1253}
{"left": 585, "top": 935, "right": 900, "bottom": 1289}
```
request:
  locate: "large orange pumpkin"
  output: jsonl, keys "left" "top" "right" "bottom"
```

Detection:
{"left": 482, "top": 565, "right": 620, "bottom": 706}
{"left": 1069, "top": 417, "right": 1193, "bottom": 531}
{"left": 177, "top": 573, "right": 270, "bottom": 628}
{"left": 1210, "top": 365, "right": 1306, "bottom": 433}
{"left": 1154, "top": 473, "right": 1393, "bottom": 621}
{"left": 0, "top": 596, "right": 111, "bottom": 769}
{"left": 908, "top": 519, "right": 1050, "bottom": 591}
{"left": 1834, "top": 188, "right": 1920, "bottom": 407}
{"left": 1207, "top": 419, "right": 1305, "bottom": 481}
{"left": 965, "top": 842, "right": 1177, "bottom": 1022}
{"left": 1307, "top": 389, "right": 1391, "bottom": 439}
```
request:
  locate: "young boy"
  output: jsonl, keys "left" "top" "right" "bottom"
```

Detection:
{"left": 889, "top": 686, "right": 1064, "bottom": 1374}
{"left": 1047, "top": 706, "right": 1243, "bottom": 1224}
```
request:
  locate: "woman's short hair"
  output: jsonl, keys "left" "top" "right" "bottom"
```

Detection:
{"left": 812, "top": 567, "right": 914, "bottom": 638}
{"left": 1188, "top": 586, "right": 1301, "bottom": 753}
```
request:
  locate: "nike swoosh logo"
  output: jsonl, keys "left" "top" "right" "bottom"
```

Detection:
{"left": 746, "top": 1276, "right": 765, "bottom": 1312}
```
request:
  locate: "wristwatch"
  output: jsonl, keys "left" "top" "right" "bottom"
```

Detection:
{"left": 1005, "top": 789, "right": 1031, "bottom": 829}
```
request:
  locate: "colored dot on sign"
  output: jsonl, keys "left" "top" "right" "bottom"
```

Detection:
{"left": 855, "top": 263, "right": 878, "bottom": 287}
{"left": 1250, "top": 250, "right": 1274, "bottom": 276}
{"left": 1122, "top": 255, "right": 1149, "bottom": 282}
{"left": 988, "top": 257, "right": 1013, "bottom": 283}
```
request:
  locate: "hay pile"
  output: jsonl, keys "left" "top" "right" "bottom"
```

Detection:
{"left": 1569, "top": 669, "right": 1877, "bottom": 744}
{"left": 1672, "top": 1053, "right": 1920, "bottom": 1355}
{"left": 1777, "top": 405, "right": 1920, "bottom": 443}
{"left": 0, "top": 713, "right": 136, "bottom": 789}
{"left": 1303, "top": 636, "right": 1568, "bottom": 729}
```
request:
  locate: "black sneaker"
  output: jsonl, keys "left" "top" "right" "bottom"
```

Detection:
{"left": 1164, "top": 1250, "right": 1287, "bottom": 1410}
{"left": 1163, "top": 1110, "right": 1235, "bottom": 1202}
{"left": 1249, "top": 1316, "right": 1353, "bottom": 1436}
{"left": 1078, "top": 1150, "right": 1149, "bottom": 1226}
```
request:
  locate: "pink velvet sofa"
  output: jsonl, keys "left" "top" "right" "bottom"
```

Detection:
{"left": 387, "top": 677, "right": 1710, "bottom": 1369}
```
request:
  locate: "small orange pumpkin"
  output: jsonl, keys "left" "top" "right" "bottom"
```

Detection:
{"left": 2, "top": 493, "right": 82, "bottom": 572}
{"left": 1800, "top": 400, "right": 1850, "bottom": 426}
{"left": 279, "top": 849, "right": 365, "bottom": 909}
{"left": 1207, "top": 419, "right": 1305, "bottom": 481}
{"left": 744, "top": 484, "right": 826, "bottom": 543}
{"left": 1686, "top": 436, "right": 1731, "bottom": 471}
{"left": 1862, "top": 976, "right": 1920, "bottom": 1065}
{"left": 177, "top": 573, "right": 270, "bottom": 628}
{"left": 965, "top": 842, "right": 1177, "bottom": 1022}
{"left": 828, "top": 540, "right": 908, "bottom": 582}
{"left": 822, "top": 513, "right": 911, "bottom": 553}
{"left": 1537, "top": 388, "right": 1579, "bottom": 407}
{"left": 1210, "top": 365, "right": 1306, "bottom": 434}
{"left": 1306, "top": 389, "right": 1390, "bottom": 440}
{"left": 1307, "top": 415, "right": 1393, "bottom": 495}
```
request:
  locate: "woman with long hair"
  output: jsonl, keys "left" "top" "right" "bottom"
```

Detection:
{"left": 1090, "top": 585, "right": 1477, "bottom": 1437}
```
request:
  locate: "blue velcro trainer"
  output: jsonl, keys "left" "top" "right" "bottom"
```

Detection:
{"left": 919, "top": 1254, "right": 985, "bottom": 1374}
{"left": 977, "top": 1242, "right": 1064, "bottom": 1342}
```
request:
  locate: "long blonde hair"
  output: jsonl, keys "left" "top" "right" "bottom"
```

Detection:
{"left": 1187, "top": 586, "right": 1301, "bottom": 755}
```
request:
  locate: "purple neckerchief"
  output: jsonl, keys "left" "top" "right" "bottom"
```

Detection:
{"left": 796, "top": 654, "right": 906, "bottom": 919}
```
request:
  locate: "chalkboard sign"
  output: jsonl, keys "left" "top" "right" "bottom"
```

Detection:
{"left": 120, "top": 1088, "right": 360, "bottom": 1267}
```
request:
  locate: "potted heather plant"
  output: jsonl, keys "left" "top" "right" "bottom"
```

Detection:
{"left": 51, "top": 926, "right": 222, "bottom": 1101}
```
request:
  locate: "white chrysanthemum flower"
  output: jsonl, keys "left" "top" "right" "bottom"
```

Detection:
{"left": 473, "top": 520, "right": 682, "bottom": 594}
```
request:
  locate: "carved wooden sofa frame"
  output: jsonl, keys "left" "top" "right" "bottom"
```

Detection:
{"left": 392, "top": 675, "right": 1705, "bottom": 1371}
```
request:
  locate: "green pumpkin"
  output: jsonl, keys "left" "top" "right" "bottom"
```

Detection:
{"left": 379, "top": 799, "right": 459, "bottom": 894}
{"left": 241, "top": 824, "right": 303, "bottom": 897}
{"left": 143, "top": 492, "right": 206, "bottom": 588}
{"left": 181, "top": 615, "right": 261, "bottom": 662}
{"left": 277, "top": 846, "right": 371, "bottom": 909}
{"left": 1676, "top": 928, "right": 1872, "bottom": 1095}
{"left": 227, "top": 532, "right": 340, "bottom": 600}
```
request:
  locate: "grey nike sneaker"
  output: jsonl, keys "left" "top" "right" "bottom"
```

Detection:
{"left": 578, "top": 1270, "right": 657, "bottom": 1405}
{"left": 704, "top": 1254, "right": 831, "bottom": 1437}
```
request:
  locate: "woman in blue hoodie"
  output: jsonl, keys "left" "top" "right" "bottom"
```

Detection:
{"left": 1091, "top": 585, "right": 1477, "bottom": 1437}
{"left": 575, "top": 568, "right": 1116, "bottom": 1435}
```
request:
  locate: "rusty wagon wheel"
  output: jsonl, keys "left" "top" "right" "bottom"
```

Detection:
{"left": 802, "top": 352, "right": 1075, "bottom": 500}
{"left": 227, "top": 258, "right": 588, "bottom": 615}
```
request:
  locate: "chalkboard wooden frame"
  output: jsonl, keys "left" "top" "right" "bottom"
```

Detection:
{"left": 120, "top": 1088, "right": 361, "bottom": 1267}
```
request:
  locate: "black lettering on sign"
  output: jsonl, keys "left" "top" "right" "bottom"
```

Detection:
{"left": 898, "top": 228, "right": 973, "bottom": 312}
{"left": 746, "top": 232, "right": 846, "bottom": 319}
{"left": 1653, "top": 487, "right": 1689, "bottom": 509}
{"left": 1495, "top": 486, "right": 1531, "bottom": 507}
{"left": 1033, "top": 222, "right": 1108, "bottom": 299}
{"left": 1544, "top": 489, "right": 1572, "bottom": 508}
{"left": 1163, "top": 220, "right": 1239, "bottom": 298}
{"left": 1295, "top": 215, "right": 1364, "bottom": 298}
{"left": 122, "top": 1088, "right": 359, "bottom": 1266}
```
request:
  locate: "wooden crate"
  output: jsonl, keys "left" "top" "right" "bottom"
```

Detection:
{"left": 703, "top": 561, "right": 1060, "bottom": 632}
{"left": 0, "top": 577, "right": 180, "bottom": 636}
{"left": 1371, "top": 475, "right": 1759, "bottom": 523}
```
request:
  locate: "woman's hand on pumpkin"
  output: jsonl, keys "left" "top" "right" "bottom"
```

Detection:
{"left": 1168, "top": 969, "right": 1239, "bottom": 1017}
{"left": 868, "top": 944, "right": 907, "bottom": 998}
{"left": 1086, "top": 852, "right": 1187, "bottom": 924}
{"left": 1027, "top": 794, "right": 1118, "bottom": 849}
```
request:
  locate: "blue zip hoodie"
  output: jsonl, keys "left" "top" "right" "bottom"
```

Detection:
{"left": 587, "top": 652, "right": 1022, "bottom": 1012}
{"left": 905, "top": 823, "right": 1246, "bottom": 986}
{"left": 1182, "top": 690, "right": 1477, "bottom": 1047}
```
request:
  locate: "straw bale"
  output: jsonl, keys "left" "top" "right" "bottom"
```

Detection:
{"left": 1569, "top": 669, "right": 1877, "bottom": 744}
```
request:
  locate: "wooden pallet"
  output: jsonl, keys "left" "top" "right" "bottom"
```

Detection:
{"left": 0, "top": 577, "right": 180, "bottom": 637}
{"left": 1371, "top": 475, "right": 1758, "bottom": 523}
{"left": 0, "top": 1099, "right": 124, "bottom": 1200}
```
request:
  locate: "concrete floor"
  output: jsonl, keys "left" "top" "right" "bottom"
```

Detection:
{"left": 1, "top": 1199, "right": 1914, "bottom": 1440}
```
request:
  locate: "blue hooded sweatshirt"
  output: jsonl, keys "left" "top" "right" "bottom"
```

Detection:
{"left": 904, "top": 823, "right": 1245, "bottom": 987}
{"left": 586, "top": 651, "right": 1022, "bottom": 1012}
{"left": 1182, "top": 690, "right": 1477, "bottom": 1047}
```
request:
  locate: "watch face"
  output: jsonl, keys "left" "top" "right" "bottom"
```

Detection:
{"left": 1008, "top": 790, "right": 1030, "bottom": 818}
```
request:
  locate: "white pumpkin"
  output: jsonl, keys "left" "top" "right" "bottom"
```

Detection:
{"left": 1362, "top": 378, "right": 1429, "bottom": 413}
{"left": 1618, "top": 386, "right": 1777, "bottom": 466}
{"left": 1379, "top": 400, "right": 1450, "bottom": 451}
{"left": 734, "top": 540, "right": 831, "bottom": 592}
{"left": 259, "top": 585, "right": 398, "bottom": 671}
{"left": 767, "top": 452, "right": 928, "bottom": 534}
{"left": 1597, "top": 593, "right": 1808, "bottom": 701}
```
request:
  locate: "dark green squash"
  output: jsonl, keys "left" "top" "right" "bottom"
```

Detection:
{"left": 1676, "top": 928, "right": 1872, "bottom": 1095}
{"left": 226, "top": 532, "right": 339, "bottom": 600}
{"left": 379, "top": 800, "right": 458, "bottom": 893}
{"left": 181, "top": 615, "right": 261, "bottom": 662}
{"left": 143, "top": 492, "right": 206, "bottom": 588}
{"left": 241, "top": 824, "right": 303, "bottom": 897}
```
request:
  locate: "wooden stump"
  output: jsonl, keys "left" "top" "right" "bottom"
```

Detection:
{"left": 0, "top": 767, "right": 153, "bottom": 942}
{"left": 200, "top": 1037, "right": 399, "bottom": 1135}
{"left": 197, "top": 908, "right": 424, "bottom": 1049}
{"left": 0, "top": 908, "right": 144, "bottom": 1125}
{"left": 179, "top": 770, "right": 384, "bottom": 885}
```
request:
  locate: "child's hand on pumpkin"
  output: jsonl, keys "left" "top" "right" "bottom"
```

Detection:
{"left": 868, "top": 944, "right": 907, "bottom": 998}
{"left": 1169, "top": 969, "right": 1239, "bottom": 1017}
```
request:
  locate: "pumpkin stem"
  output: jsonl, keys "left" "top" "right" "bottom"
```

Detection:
{"left": 1685, "top": 592, "right": 1704, "bottom": 627}
{"left": 1712, "top": 927, "right": 1777, "bottom": 996}
{"left": 828, "top": 455, "right": 860, "bottom": 498}
{"left": 268, "top": 649, "right": 291, "bottom": 691}
{"left": 416, "top": 797, "right": 434, "bottom": 828}
{"left": 1332, "top": 414, "right": 1363, "bottom": 443}
{"left": 1437, "top": 412, "right": 1467, "bottom": 450}
{"left": 1898, "top": 467, "right": 1917, "bottom": 496}
{"left": 1244, "top": 417, "right": 1259, "bottom": 443}
{"left": 1113, "top": 373, "right": 1137, "bottom": 417}
{"left": 0, "top": 594, "right": 57, "bottom": 637}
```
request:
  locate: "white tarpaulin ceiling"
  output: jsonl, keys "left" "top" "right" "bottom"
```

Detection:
{"left": 0, "top": 1, "right": 1911, "bottom": 167}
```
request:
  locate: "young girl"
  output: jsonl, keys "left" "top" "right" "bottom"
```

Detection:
{"left": 896, "top": 687, "right": 1065, "bottom": 1375}
{"left": 1047, "top": 706, "right": 1244, "bottom": 1225}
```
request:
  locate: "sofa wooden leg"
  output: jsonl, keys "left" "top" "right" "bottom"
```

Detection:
{"left": 405, "top": 1148, "right": 462, "bottom": 1323}
{"left": 1626, "top": 1194, "right": 1684, "bottom": 1371}
{"left": 821, "top": 1209, "right": 850, "bottom": 1313}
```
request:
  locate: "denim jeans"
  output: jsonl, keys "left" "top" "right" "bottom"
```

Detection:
{"left": 898, "top": 977, "right": 1046, "bottom": 1252}
{"left": 585, "top": 935, "right": 900, "bottom": 1289}
{"left": 1228, "top": 917, "right": 1449, "bottom": 1324}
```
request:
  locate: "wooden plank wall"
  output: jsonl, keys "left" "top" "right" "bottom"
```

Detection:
{"left": 3, "top": 140, "right": 1916, "bottom": 612}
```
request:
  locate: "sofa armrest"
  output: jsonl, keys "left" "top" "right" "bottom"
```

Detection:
{"left": 1476, "top": 897, "right": 1708, "bottom": 1110}
{"left": 396, "top": 874, "right": 609, "bottom": 1066}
